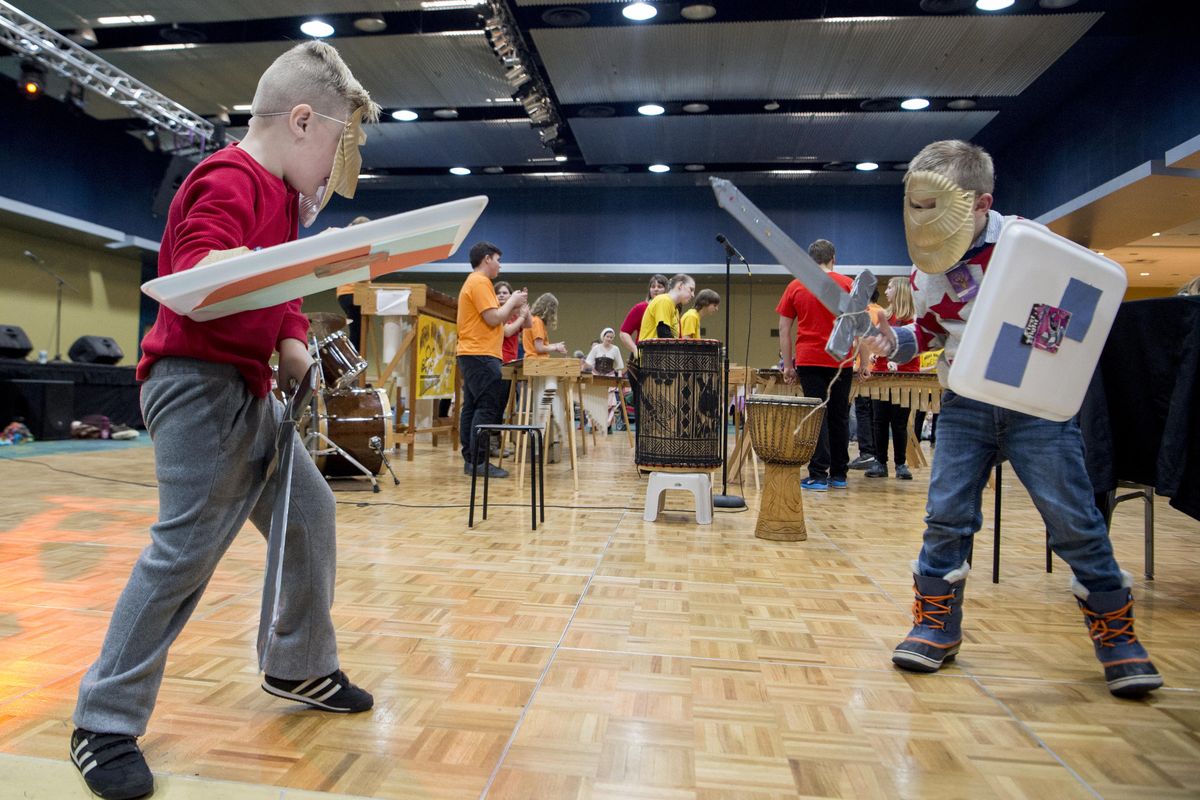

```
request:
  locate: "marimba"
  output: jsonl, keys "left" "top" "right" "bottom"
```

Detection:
{"left": 852, "top": 372, "right": 942, "bottom": 468}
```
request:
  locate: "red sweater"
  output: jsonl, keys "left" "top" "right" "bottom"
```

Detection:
{"left": 137, "top": 145, "right": 309, "bottom": 397}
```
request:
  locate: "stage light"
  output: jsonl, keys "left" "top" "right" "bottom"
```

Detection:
{"left": 19, "top": 60, "right": 46, "bottom": 98}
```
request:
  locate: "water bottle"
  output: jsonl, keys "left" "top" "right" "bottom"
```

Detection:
{"left": 37, "top": 350, "right": 48, "bottom": 364}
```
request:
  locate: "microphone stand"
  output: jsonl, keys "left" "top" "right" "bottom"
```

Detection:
{"left": 714, "top": 248, "right": 746, "bottom": 510}
{"left": 23, "top": 253, "right": 80, "bottom": 361}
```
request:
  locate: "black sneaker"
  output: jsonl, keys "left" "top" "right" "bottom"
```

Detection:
{"left": 70, "top": 728, "right": 154, "bottom": 800}
{"left": 865, "top": 462, "right": 888, "bottom": 478}
{"left": 463, "top": 461, "right": 509, "bottom": 478}
{"left": 262, "top": 669, "right": 374, "bottom": 713}
{"left": 895, "top": 464, "right": 913, "bottom": 480}
{"left": 848, "top": 454, "right": 876, "bottom": 470}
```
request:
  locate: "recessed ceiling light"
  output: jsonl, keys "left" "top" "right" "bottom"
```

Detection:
{"left": 97, "top": 14, "right": 155, "bottom": 24}
{"left": 357, "top": 173, "right": 380, "bottom": 180}
{"left": 682, "top": 103, "right": 709, "bottom": 113}
{"left": 483, "top": 166, "right": 504, "bottom": 174}
{"left": 231, "top": 103, "right": 253, "bottom": 112}
{"left": 900, "top": 98, "right": 930, "bottom": 111}
{"left": 947, "top": 98, "right": 976, "bottom": 110}
{"left": 421, "top": 0, "right": 484, "bottom": 8}
{"left": 300, "top": 20, "right": 334, "bottom": 38}
{"left": 433, "top": 108, "right": 459, "bottom": 119}
{"left": 648, "top": 163, "right": 670, "bottom": 173}
{"left": 449, "top": 167, "right": 471, "bottom": 176}
{"left": 1139, "top": 272, "right": 1151, "bottom": 276}
{"left": 763, "top": 101, "right": 781, "bottom": 111}
{"left": 353, "top": 16, "right": 387, "bottom": 33}
{"left": 684, "top": 164, "right": 706, "bottom": 171}
{"left": 856, "top": 162, "right": 880, "bottom": 171}
{"left": 637, "top": 103, "right": 665, "bottom": 116}
{"left": 554, "top": 155, "right": 568, "bottom": 162}
{"left": 391, "top": 109, "right": 419, "bottom": 121}
{"left": 1151, "top": 231, "right": 1161, "bottom": 236}
{"left": 975, "top": 0, "right": 1015, "bottom": 9}
{"left": 681, "top": 4, "right": 717, "bottom": 20}
{"left": 622, "top": 2, "right": 658, "bottom": 21}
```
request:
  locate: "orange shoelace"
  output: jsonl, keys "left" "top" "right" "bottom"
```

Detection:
{"left": 912, "top": 584, "right": 955, "bottom": 629}
{"left": 1081, "top": 598, "right": 1138, "bottom": 647}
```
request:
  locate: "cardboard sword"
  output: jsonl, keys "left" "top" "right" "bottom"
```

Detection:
{"left": 709, "top": 177, "right": 879, "bottom": 360}
{"left": 257, "top": 362, "right": 317, "bottom": 670}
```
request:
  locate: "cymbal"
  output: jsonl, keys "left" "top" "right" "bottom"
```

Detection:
{"left": 307, "top": 311, "right": 348, "bottom": 338}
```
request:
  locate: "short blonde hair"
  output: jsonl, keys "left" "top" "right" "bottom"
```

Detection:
{"left": 907, "top": 139, "right": 995, "bottom": 195}
{"left": 251, "top": 41, "right": 380, "bottom": 123}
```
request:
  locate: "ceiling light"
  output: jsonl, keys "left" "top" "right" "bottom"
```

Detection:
{"left": 681, "top": 4, "right": 717, "bottom": 20}
{"left": 391, "top": 109, "right": 419, "bottom": 121}
{"left": 555, "top": 155, "right": 568, "bottom": 162}
{"left": 353, "top": 16, "right": 387, "bottom": 33}
{"left": 483, "top": 166, "right": 505, "bottom": 174}
{"left": 856, "top": 162, "right": 880, "bottom": 171}
{"left": 684, "top": 164, "right": 706, "bottom": 172}
{"left": 622, "top": 3, "right": 658, "bottom": 22}
{"left": 947, "top": 98, "right": 976, "bottom": 110}
{"left": 19, "top": 60, "right": 45, "bottom": 98}
{"left": 1151, "top": 232, "right": 1161, "bottom": 237}
{"left": 648, "top": 163, "right": 670, "bottom": 173}
{"left": 900, "top": 98, "right": 930, "bottom": 110}
{"left": 357, "top": 173, "right": 379, "bottom": 180}
{"left": 637, "top": 103, "right": 665, "bottom": 116}
{"left": 433, "top": 108, "right": 459, "bottom": 119}
{"left": 1139, "top": 272, "right": 1151, "bottom": 276}
{"left": 975, "top": 0, "right": 1015, "bottom": 9}
{"left": 449, "top": 167, "right": 471, "bottom": 176}
{"left": 769, "top": 170, "right": 818, "bottom": 175}
{"left": 97, "top": 14, "right": 155, "bottom": 24}
{"left": 300, "top": 20, "right": 335, "bottom": 38}
{"left": 682, "top": 103, "right": 709, "bottom": 113}
{"left": 763, "top": 101, "right": 781, "bottom": 111}
{"left": 232, "top": 103, "right": 253, "bottom": 112}
{"left": 439, "top": 30, "right": 485, "bottom": 36}
{"left": 68, "top": 26, "right": 98, "bottom": 47}
{"left": 504, "top": 65, "right": 529, "bottom": 87}
{"left": 421, "top": 0, "right": 485, "bottom": 8}
{"left": 115, "top": 42, "right": 197, "bottom": 51}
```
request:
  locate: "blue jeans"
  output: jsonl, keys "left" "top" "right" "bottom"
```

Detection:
{"left": 918, "top": 390, "right": 1123, "bottom": 593}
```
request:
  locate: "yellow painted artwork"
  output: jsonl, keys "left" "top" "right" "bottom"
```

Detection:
{"left": 416, "top": 313, "right": 458, "bottom": 399}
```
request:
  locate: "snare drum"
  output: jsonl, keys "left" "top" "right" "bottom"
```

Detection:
{"left": 314, "top": 388, "right": 393, "bottom": 476}
{"left": 317, "top": 330, "right": 368, "bottom": 390}
{"left": 635, "top": 338, "right": 722, "bottom": 469}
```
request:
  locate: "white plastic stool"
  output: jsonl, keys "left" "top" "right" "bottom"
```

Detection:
{"left": 643, "top": 471, "right": 713, "bottom": 525}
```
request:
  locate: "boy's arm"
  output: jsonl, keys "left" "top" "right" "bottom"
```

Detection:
{"left": 169, "top": 166, "right": 260, "bottom": 274}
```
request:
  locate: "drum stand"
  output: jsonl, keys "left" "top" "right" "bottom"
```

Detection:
{"left": 304, "top": 336, "right": 384, "bottom": 493}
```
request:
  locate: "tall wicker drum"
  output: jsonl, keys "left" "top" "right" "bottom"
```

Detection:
{"left": 745, "top": 395, "right": 825, "bottom": 541}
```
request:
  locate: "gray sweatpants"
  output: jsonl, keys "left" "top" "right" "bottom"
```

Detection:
{"left": 74, "top": 358, "right": 340, "bottom": 736}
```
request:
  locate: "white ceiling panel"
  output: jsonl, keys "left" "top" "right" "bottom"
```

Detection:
{"left": 360, "top": 119, "right": 549, "bottom": 168}
{"left": 98, "top": 32, "right": 508, "bottom": 115}
{"left": 533, "top": 14, "right": 1102, "bottom": 103}
{"left": 570, "top": 111, "right": 998, "bottom": 165}
{"left": 27, "top": 1, "right": 427, "bottom": 29}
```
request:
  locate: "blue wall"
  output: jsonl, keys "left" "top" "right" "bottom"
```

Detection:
{"left": 989, "top": 31, "right": 1200, "bottom": 219}
{"left": 326, "top": 183, "right": 910, "bottom": 267}
{"left": 0, "top": 84, "right": 169, "bottom": 241}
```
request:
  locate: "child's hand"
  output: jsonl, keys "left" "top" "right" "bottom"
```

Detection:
{"left": 277, "top": 338, "right": 313, "bottom": 390}
{"left": 195, "top": 247, "right": 251, "bottom": 268}
{"left": 860, "top": 317, "right": 895, "bottom": 358}
{"left": 555, "top": 342, "right": 567, "bottom": 354}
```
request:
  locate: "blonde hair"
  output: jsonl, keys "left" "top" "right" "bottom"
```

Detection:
{"left": 887, "top": 276, "right": 915, "bottom": 322}
{"left": 1179, "top": 276, "right": 1200, "bottom": 296}
{"left": 531, "top": 292, "right": 559, "bottom": 330}
{"left": 907, "top": 139, "right": 994, "bottom": 195}
{"left": 251, "top": 41, "right": 380, "bottom": 123}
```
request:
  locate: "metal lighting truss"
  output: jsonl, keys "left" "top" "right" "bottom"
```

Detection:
{"left": 0, "top": 0, "right": 217, "bottom": 149}
{"left": 483, "top": 0, "right": 563, "bottom": 149}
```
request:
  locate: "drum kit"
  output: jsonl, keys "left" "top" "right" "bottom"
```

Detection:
{"left": 272, "top": 312, "right": 398, "bottom": 492}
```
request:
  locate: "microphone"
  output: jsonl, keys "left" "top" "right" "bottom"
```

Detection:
{"left": 716, "top": 235, "right": 751, "bottom": 276}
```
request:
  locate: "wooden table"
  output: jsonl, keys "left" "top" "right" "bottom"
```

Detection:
{"left": 353, "top": 282, "right": 460, "bottom": 461}
{"left": 852, "top": 372, "right": 942, "bottom": 468}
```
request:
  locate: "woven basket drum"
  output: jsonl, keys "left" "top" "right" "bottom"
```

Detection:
{"left": 745, "top": 395, "right": 825, "bottom": 541}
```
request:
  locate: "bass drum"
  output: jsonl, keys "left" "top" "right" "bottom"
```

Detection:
{"left": 313, "top": 388, "right": 393, "bottom": 477}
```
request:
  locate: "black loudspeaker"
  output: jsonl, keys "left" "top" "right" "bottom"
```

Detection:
{"left": 0, "top": 325, "right": 32, "bottom": 359}
{"left": 69, "top": 335, "right": 124, "bottom": 365}
{"left": 152, "top": 156, "right": 196, "bottom": 217}
{"left": 2, "top": 379, "right": 74, "bottom": 440}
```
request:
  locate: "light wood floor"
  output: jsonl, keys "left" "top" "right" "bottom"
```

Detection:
{"left": 0, "top": 431, "right": 1197, "bottom": 799}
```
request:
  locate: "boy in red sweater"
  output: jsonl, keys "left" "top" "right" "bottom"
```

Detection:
{"left": 70, "top": 42, "right": 380, "bottom": 799}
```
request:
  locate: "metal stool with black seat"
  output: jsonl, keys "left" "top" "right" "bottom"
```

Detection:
{"left": 468, "top": 423, "right": 545, "bottom": 530}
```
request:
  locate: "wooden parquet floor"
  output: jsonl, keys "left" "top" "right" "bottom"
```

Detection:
{"left": 0, "top": 432, "right": 1197, "bottom": 799}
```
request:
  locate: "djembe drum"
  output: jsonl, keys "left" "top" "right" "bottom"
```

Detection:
{"left": 635, "top": 338, "right": 722, "bottom": 470}
{"left": 746, "top": 395, "right": 825, "bottom": 541}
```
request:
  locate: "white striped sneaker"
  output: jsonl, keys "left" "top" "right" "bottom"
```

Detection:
{"left": 69, "top": 728, "right": 154, "bottom": 799}
{"left": 261, "top": 669, "right": 373, "bottom": 713}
